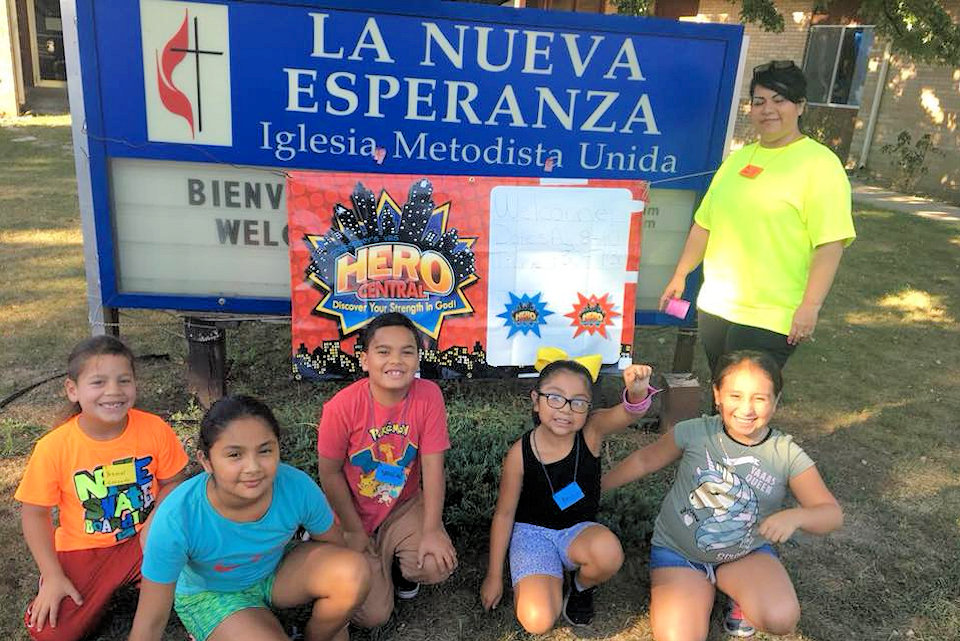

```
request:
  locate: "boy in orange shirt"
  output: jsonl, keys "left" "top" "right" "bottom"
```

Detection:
{"left": 15, "top": 336, "right": 188, "bottom": 641}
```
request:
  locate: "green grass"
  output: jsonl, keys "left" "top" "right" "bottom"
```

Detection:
{"left": 1, "top": 115, "right": 959, "bottom": 641}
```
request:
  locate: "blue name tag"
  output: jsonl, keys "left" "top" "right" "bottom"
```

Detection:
{"left": 552, "top": 482, "right": 585, "bottom": 510}
{"left": 375, "top": 462, "right": 406, "bottom": 486}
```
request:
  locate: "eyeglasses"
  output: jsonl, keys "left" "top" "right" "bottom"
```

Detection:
{"left": 753, "top": 60, "right": 797, "bottom": 75}
{"left": 534, "top": 390, "right": 592, "bottom": 414}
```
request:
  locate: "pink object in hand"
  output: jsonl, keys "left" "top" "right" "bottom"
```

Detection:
{"left": 665, "top": 298, "right": 690, "bottom": 319}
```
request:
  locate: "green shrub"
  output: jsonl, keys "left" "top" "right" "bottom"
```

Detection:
{"left": 443, "top": 383, "right": 530, "bottom": 543}
{"left": 880, "top": 130, "right": 943, "bottom": 192}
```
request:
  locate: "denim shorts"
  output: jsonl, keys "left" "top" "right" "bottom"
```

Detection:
{"left": 649, "top": 544, "right": 778, "bottom": 585}
{"left": 509, "top": 521, "right": 598, "bottom": 585}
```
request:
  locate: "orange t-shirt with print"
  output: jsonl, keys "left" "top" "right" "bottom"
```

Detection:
{"left": 15, "top": 408, "right": 189, "bottom": 552}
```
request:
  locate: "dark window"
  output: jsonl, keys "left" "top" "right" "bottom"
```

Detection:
{"left": 32, "top": 0, "right": 65, "bottom": 82}
{"left": 803, "top": 25, "right": 874, "bottom": 107}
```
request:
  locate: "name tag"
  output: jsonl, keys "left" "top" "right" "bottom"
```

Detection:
{"left": 103, "top": 462, "right": 137, "bottom": 487}
{"left": 552, "top": 482, "right": 585, "bottom": 511}
{"left": 739, "top": 164, "right": 763, "bottom": 178}
{"left": 375, "top": 462, "right": 406, "bottom": 486}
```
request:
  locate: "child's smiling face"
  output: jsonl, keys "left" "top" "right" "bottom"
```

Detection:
{"left": 65, "top": 354, "right": 137, "bottom": 437}
{"left": 713, "top": 362, "right": 779, "bottom": 443}
{"left": 360, "top": 325, "right": 420, "bottom": 403}
{"left": 532, "top": 369, "right": 592, "bottom": 438}
{"left": 202, "top": 415, "right": 280, "bottom": 507}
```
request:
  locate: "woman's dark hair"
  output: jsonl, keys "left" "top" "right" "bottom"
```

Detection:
{"left": 750, "top": 60, "right": 807, "bottom": 104}
{"left": 63, "top": 335, "right": 136, "bottom": 419}
{"left": 531, "top": 360, "right": 595, "bottom": 426}
{"left": 199, "top": 395, "right": 281, "bottom": 456}
{"left": 712, "top": 350, "right": 784, "bottom": 397}
{"left": 358, "top": 312, "right": 421, "bottom": 351}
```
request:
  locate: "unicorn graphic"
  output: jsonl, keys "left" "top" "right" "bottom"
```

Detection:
{"left": 686, "top": 450, "right": 759, "bottom": 552}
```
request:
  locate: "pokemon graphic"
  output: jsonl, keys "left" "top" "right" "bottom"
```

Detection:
{"left": 349, "top": 435, "right": 418, "bottom": 506}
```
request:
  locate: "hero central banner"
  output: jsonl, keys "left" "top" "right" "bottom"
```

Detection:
{"left": 289, "top": 173, "right": 646, "bottom": 379}
{"left": 89, "top": 0, "right": 741, "bottom": 183}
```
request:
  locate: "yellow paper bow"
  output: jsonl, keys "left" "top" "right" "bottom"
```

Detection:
{"left": 534, "top": 347, "right": 602, "bottom": 382}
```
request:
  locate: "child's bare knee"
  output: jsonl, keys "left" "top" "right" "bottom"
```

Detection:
{"left": 597, "top": 534, "right": 625, "bottom": 572}
{"left": 308, "top": 546, "right": 370, "bottom": 605}
{"left": 335, "top": 550, "right": 372, "bottom": 605}
{"left": 516, "top": 601, "right": 557, "bottom": 635}
{"left": 757, "top": 602, "right": 800, "bottom": 635}
{"left": 652, "top": 618, "right": 709, "bottom": 641}
{"left": 582, "top": 529, "right": 624, "bottom": 575}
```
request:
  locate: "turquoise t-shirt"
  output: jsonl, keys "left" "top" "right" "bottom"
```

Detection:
{"left": 651, "top": 416, "right": 814, "bottom": 564}
{"left": 142, "top": 463, "right": 334, "bottom": 595}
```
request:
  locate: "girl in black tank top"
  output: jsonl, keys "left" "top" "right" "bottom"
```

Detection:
{"left": 480, "top": 355, "right": 655, "bottom": 632}
{"left": 514, "top": 429, "right": 600, "bottom": 529}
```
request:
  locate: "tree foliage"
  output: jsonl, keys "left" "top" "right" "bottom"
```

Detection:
{"left": 859, "top": 0, "right": 960, "bottom": 65}
{"left": 613, "top": 0, "right": 960, "bottom": 66}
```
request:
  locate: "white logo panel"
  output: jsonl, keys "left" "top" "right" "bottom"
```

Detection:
{"left": 141, "top": 0, "right": 232, "bottom": 146}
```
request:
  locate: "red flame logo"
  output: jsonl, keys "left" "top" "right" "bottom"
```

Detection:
{"left": 155, "top": 10, "right": 194, "bottom": 137}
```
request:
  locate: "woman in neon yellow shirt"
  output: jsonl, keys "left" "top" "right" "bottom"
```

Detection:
{"left": 661, "top": 61, "right": 856, "bottom": 376}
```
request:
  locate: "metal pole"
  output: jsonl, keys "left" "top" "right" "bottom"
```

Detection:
{"left": 60, "top": 0, "right": 111, "bottom": 336}
{"left": 672, "top": 325, "right": 698, "bottom": 372}
{"left": 184, "top": 317, "right": 227, "bottom": 408}
{"left": 858, "top": 40, "right": 891, "bottom": 168}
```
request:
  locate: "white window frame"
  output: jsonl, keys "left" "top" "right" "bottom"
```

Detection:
{"left": 802, "top": 24, "right": 874, "bottom": 109}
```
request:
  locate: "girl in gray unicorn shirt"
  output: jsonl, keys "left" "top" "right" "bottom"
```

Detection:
{"left": 603, "top": 351, "right": 842, "bottom": 640}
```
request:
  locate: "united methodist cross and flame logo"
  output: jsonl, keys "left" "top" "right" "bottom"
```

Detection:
{"left": 140, "top": 0, "right": 231, "bottom": 146}
{"left": 498, "top": 292, "right": 553, "bottom": 338}
{"left": 565, "top": 293, "right": 621, "bottom": 338}
{"left": 303, "top": 179, "right": 478, "bottom": 338}
{"left": 155, "top": 9, "right": 222, "bottom": 138}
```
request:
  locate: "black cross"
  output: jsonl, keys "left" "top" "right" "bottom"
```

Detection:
{"left": 170, "top": 16, "right": 223, "bottom": 134}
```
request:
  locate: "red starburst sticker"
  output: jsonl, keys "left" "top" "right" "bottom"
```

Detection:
{"left": 564, "top": 293, "right": 621, "bottom": 338}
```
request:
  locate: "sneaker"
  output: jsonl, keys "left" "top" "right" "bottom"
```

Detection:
{"left": 562, "top": 584, "right": 596, "bottom": 627}
{"left": 391, "top": 557, "right": 420, "bottom": 600}
{"left": 722, "top": 599, "right": 756, "bottom": 638}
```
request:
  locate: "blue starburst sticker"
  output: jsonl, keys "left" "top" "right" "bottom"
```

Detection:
{"left": 498, "top": 292, "right": 554, "bottom": 338}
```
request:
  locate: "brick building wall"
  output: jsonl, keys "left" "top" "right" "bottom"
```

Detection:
{"left": 683, "top": 0, "right": 959, "bottom": 201}
{"left": 690, "top": 0, "right": 816, "bottom": 148}
{"left": 848, "top": 1, "right": 960, "bottom": 201}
